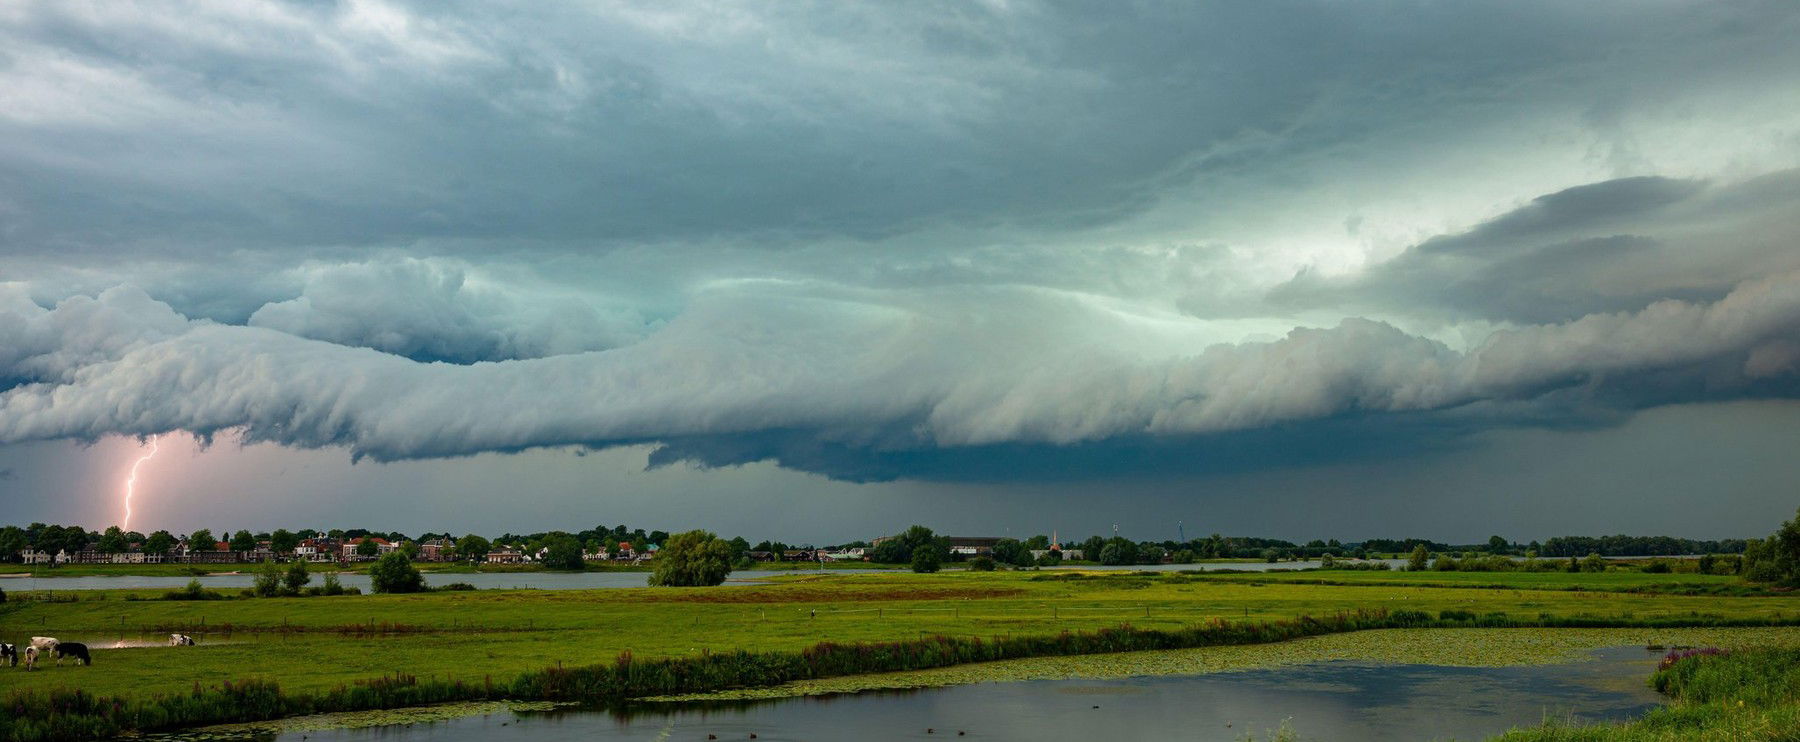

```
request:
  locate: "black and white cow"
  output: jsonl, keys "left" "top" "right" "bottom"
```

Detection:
{"left": 170, "top": 633, "right": 196, "bottom": 646}
{"left": 52, "top": 641, "right": 91, "bottom": 666}
{"left": 0, "top": 643, "right": 15, "bottom": 667}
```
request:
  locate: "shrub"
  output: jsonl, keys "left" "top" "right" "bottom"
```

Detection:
{"left": 1407, "top": 544, "right": 1429, "bottom": 571}
{"left": 320, "top": 573, "right": 347, "bottom": 596}
{"left": 433, "top": 582, "right": 477, "bottom": 592}
{"left": 911, "top": 546, "right": 943, "bottom": 573}
{"left": 252, "top": 560, "right": 282, "bottom": 598}
{"left": 649, "top": 530, "right": 735, "bottom": 587}
{"left": 283, "top": 561, "right": 311, "bottom": 595}
{"left": 968, "top": 556, "right": 996, "bottom": 571}
{"left": 1581, "top": 552, "right": 1608, "bottom": 573}
{"left": 369, "top": 552, "right": 425, "bottom": 594}
{"left": 164, "top": 578, "right": 225, "bottom": 601}
{"left": 1641, "top": 559, "right": 1671, "bottom": 573}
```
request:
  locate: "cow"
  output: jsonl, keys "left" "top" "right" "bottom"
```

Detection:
{"left": 170, "top": 633, "right": 196, "bottom": 646}
{"left": 30, "top": 636, "right": 59, "bottom": 654}
{"left": 22, "top": 645, "right": 37, "bottom": 671}
{"left": 0, "top": 643, "right": 15, "bottom": 667}
{"left": 52, "top": 642, "right": 91, "bottom": 666}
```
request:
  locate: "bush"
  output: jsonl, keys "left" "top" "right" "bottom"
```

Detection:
{"left": 911, "top": 546, "right": 942, "bottom": 573}
{"left": 1581, "top": 552, "right": 1608, "bottom": 573}
{"left": 252, "top": 560, "right": 282, "bottom": 598}
{"left": 320, "top": 573, "right": 346, "bottom": 596}
{"left": 968, "top": 556, "right": 996, "bottom": 571}
{"left": 283, "top": 561, "right": 311, "bottom": 595}
{"left": 369, "top": 552, "right": 426, "bottom": 594}
{"left": 164, "top": 578, "right": 226, "bottom": 601}
{"left": 1641, "top": 559, "right": 1672, "bottom": 573}
{"left": 649, "top": 530, "right": 734, "bottom": 587}
{"left": 1407, "top": 544, "right": 1429, "bottom": 571}
{"left": 434, "top": 582, "right": 477, "bottom": 592}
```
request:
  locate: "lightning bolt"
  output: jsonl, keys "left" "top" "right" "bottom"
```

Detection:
{"left": 122, "top": 435, "right": 160, "bottom": 531}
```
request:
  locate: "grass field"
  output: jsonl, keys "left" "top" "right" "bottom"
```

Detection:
{"left": 1191, "top": 568, "right": 1759, "bottom": 593}
{"left": 4, "top": 569, "right": 1797, "bottom": 707}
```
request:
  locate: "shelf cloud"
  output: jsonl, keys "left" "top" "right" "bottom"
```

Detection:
{"left": 4, "top": 0, "right": 1800, "bottom": 490}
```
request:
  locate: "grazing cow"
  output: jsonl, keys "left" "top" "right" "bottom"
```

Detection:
{"left": 0, "top": 643, "right": 15, "bottom": 667}
{"left": 53, "top": 642, "right": 91, "bottom": 666}
{"left": 170, "top": 633, "right": 196, "bottom": 646}
{"left": 22, "top": 646, "right": 37, "bottom": 671}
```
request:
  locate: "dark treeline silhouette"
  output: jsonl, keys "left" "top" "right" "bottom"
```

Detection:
{"left": 0, "top": 519, "right": 1754, "bottom": 564}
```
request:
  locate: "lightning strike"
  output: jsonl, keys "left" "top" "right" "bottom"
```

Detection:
{"left": 122, "top": 434, "right": 160, "bottom": 531}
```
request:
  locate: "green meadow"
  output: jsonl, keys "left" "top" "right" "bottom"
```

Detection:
{"left": 4, "top": 569, "right": 1797, "bottom": 706}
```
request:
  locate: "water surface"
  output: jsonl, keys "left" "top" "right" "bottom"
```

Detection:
{"left": 254, "top": 646, "right": 1661, "bottom": 742}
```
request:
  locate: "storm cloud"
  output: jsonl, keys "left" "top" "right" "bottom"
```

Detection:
{"left": 4, "top": 1, "right": 1800, "bottom": 486}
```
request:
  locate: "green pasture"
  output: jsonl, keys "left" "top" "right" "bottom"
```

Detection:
{"left": 2, "top": 570, "right": 1795, "bottom": 705}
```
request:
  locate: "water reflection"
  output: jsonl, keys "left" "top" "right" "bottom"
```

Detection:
{"left": 236, "top": 647, "right": 1661, "bottom": 742}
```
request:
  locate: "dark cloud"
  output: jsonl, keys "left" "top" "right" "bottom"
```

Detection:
{"left": 3, "top": 1, "right": 1800, "bottom": 492}
{"left": 1271, "top": 171, "right": 1800, "bottom": 324}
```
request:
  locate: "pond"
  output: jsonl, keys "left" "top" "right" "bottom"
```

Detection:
{"left": 211, "top": 646, "right": 1663, "bottom": 742}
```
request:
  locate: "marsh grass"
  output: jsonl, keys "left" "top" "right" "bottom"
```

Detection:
{"left": 1491, "top": 647, "right": 1800, "bottom": 741}
{"left": 8, "top": 610, "right": 1800, "bottom": 742}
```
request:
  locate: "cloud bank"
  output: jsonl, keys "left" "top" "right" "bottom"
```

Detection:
{"left": 3, "top": 2, "right": 1800, "bottom": 482}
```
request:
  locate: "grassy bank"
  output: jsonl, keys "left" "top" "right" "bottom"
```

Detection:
{"left": 3, "top": 570, "right": 1797, "bottom": 740}
{"left": 9, "top": 611, "right": 1798, "bottom": 742}
{"left": 1492, "top": 646, "right": 1800, "bottom": 741}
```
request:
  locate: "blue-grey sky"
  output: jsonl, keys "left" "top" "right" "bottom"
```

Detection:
{"left": 3, "top": 1, "right": 1800, "bottom": 543}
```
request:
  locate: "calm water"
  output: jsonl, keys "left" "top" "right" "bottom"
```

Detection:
{"left": 234, "top": 647, "right": 1662, "bottom": 742}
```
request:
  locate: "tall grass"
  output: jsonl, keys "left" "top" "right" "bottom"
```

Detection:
{"left": 1490, "top": 647, "right": 1800, "bottom": 741}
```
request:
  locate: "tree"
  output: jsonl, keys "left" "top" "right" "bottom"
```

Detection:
{"left": 252, "top": 560, "right": 283, "bottom": 597}
{"left": 356, "top": 538, "right": 381, "bottom": 558}
{"left": 283, "top": 559, "right": 311, "bottom": 595}
{"left": 398, "top": 540, "right": 421, "bottom": 560}
{"left": 1079, "top": 536, "right": 1106, "bottom": 561}
{"left": 649, "top": 530, "right": 734, "bottom": 587}
{"left": 727, "top": 536, "right": 752, "bottom": 560}
{"left": 0, "top": 526, "right": 25, "bottom": 562}
{"left": 189, "top": 529, "right": 215, "bottom": 550}
{"left": 97, "top": 526, "right": 127, "bottom": 553}
{"left": 968, "top": 555, "right": 996, "bottom": 571}
{"left": 1407, "top": 544, "right": 1429, "bottom": 571}
{"left": 992, "top": 538, "right": 1029, "bottom": 567}
{"left": 1023, "top": 535, "right": 1050, "bottom": 551}
{"left": 870, "top": 539, "right": 910, "bottom": 564}
{"left": 541, "top": 532, "right": 586, "bottom": 570}
{"left": 145, "top": 530, "right": 176, "bottom": 554}
{"left": 229, "top": 530, "right": 257, "bottom": 552}
{"left": 910, "top": 545, "right": 942, "bottom": 573}
{"left": 369, "top": 551, "right": 425, "bottom": 593}
{"left": 270, "top": 529, "right": 299, "bottom": 554}
{"left": 1581, "top": 552, "right": 1608, "bottom": 573}
{"left": 1138, "top": 545, "right": 1166, "bottom": 565}
{"left": 1488, "top": 535, "right": 1510, "bottom": 554}
{"left": 648, "top": 530, "right": 670, "bottom": 546}
{"left": 456, "top": 534, "right": 490, "bottom": 562}
{"left": 1036, "top": 549, "right": 1062, "bottom": 567}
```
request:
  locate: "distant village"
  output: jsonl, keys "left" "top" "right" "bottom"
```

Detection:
{"left": 0, "top": 520, "right": 1746, "bottom": 568}
{"left": 1, "top": 522, "right": 1096, "bottom": 567}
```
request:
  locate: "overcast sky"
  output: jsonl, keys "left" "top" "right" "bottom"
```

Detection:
{"left": 3, "top": 1, "right": 1799, "bottom": 543}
